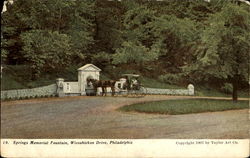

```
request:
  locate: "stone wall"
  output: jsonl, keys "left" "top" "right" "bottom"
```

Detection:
{"left": 95, "top": 84, "right": 194, "bottom": 96}
{"left": 1, "top": 84, "right": 57, "bottom": 100}
{"left": 146, "top": 84, "right": 194, "bottom": 95}
{"left": 1, "top": 83, "right": 194, "bottom": 100}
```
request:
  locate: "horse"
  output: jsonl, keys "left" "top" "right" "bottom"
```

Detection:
{"left": 87, "top": 78, "right": 116, "bottom": 96}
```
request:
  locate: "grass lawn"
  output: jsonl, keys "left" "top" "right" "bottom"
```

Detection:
{"left": 118, "top": 99, "right": 249, "bottom": 115}
{"left": 195, "top": 87, "right": 249, "bottom": 98}
{"left": 1, "top": 65, "right": 78, "bottom": 90}
{"left": 140, "top": 77, "right": 182, "bottom": 89}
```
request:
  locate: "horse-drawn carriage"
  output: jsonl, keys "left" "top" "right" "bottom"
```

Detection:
{"left": 86, "top": 74, "right": 147, "bottom": 97}
{"left": 120, "top": 74, "right": 147, "bottom": 97}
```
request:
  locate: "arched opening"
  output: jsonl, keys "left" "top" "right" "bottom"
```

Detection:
{"left": 85, "top": 75, "right": 96, "bottom": 96}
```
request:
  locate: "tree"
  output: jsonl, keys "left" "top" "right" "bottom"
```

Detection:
{"left": 88, "top": 0, "right": 126, "bottom": 69}
{"left": 146, "top": 0, "right": 215, "bottom": 22}
{"left": 112, "top": 3, "right": 160, "bottom": 72}
{"left": 187, "top": 3, "right": 250, "bottom": 101}
{"left": 111, "top": 1, "right": 201, "bottom": 75}
{"left": 113, "top": 41, "right": 158, "bottom": 65}
{"left": 152, "top": 15, "right": 199, "bottom": 73}
{"left": 67, "top": 0, "right": 95, "bottom": 61}
{"left": 1, "top": 0, "right": 95, "bottom": 73}
{"left": 92, "top": 0, "right": 125, "bottom": 53}
{"left": 21, "top": 30, "right": 72, "bottom": 78}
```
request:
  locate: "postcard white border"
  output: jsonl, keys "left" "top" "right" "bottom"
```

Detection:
{"left": 1, "top": 139, "right": 249, "bottom": 157}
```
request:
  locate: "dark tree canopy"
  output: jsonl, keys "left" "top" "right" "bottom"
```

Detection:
{"left": 184, "top": 3, "right": 250, "bottom": 101}
{"left": 1, "top": 0, "right": 249, "bottom": 100}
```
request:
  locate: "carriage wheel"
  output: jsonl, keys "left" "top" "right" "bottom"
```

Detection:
{"left": 114, "top": 88, "right": 128, "bottom": 97}
{"left": 141, "top": 87, "right": 147, "bottom": 96}
{"left": 131, "top": 90, "right": 138, "bottom": 97}
{"left": 122, "top": 90, "right": 129, "bottom": 97}
{"left": 127, "top": 89, "right": 140, "bottom": 97}
{"left": 114, "top": 87, "right": 120, "bottom": 96}
{"left": 136, "top": 86, "right": 147, "bottom": 97}
{"left": 126, "top": 90, "right": 138, "bottom": 97}
{"left": 126, "top": 90, "right": 132, "bottom": 97}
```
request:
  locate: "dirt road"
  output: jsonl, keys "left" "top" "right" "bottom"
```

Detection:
{"left": 1, "top": 95, "right": 249, "bottom": 138}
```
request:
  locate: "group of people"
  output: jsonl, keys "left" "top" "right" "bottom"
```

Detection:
{"left": 123, "top": 76, "right": 140, "bottom": 90}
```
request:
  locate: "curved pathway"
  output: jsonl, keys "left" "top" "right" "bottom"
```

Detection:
{"left": 1, "top": 95, "right": 249, "bottom": 138}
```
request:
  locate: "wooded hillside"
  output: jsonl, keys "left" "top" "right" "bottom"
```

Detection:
{"left": 1, "top": 0, "right": 250, "bottom": 101}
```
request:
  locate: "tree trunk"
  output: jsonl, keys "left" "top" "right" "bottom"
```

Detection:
{"left": 232, "top": 77, "right": 239, "bottom": 102}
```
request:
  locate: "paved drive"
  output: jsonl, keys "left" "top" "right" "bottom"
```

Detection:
{"left": 1, "top": 96, "right": 249, "bottom": 138}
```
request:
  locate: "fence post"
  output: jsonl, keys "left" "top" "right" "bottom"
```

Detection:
{"left": 188, "top": 84, "right": 194, "bottom": 95}
{"left": 56, "top": 78, "right": 65, "bottom": 97}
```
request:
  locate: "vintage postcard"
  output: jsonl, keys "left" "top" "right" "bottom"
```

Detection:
{"left": 1, "top": 0, "right": 249, "bottom": 157}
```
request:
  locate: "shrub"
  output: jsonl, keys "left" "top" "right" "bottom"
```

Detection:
{"left": 221, "top": 83, "right": 233, "bottom": 94}
{"left": 158, "top": 74, "right": 180, "bottom": 85}
{"left": 4, "top": 98, "right": 9, "bottom": 101}
{"left": 21, "top": 30, "right": 73, "bottom": 78}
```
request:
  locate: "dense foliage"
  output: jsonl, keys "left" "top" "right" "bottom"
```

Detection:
{"left": 1, "top": 0, "right": 249, "bottom": 100}
{"left": 2, "top": 0, "right": 94, "bottom": 76}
